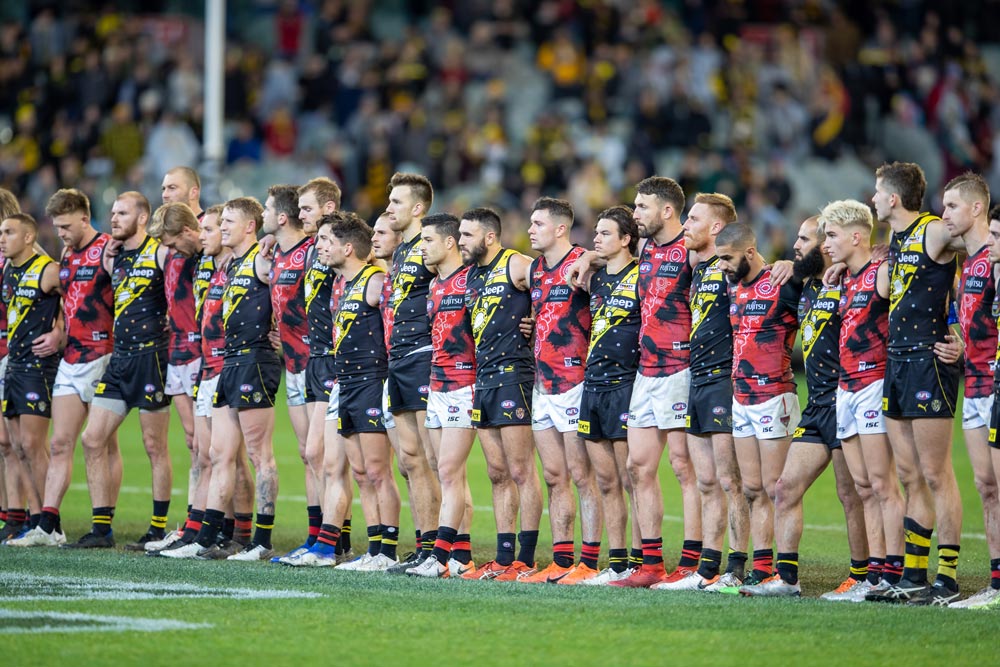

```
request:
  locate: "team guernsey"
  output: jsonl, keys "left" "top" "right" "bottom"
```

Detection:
{"left": 839, "top": 261, "right": 888, "bottom": 392}
{"left": 333, "top": 265, "right": 387, "bottom": 434}
{"left": 269, "top": 237, "right": 312, "bottom": 374}
{"left": 958, "top": 246, "right": 997, "bottom": 399}
{"left": 197, "top": 255, "right": 226, "bottom": 380}
{"left": 305, "top": 248, "right": 336, "bottom": 358}
{"left": 164, "top": 251, "right": 200, "bottom": 364}
{"left": 427, "top": 266, "right": 476, "bottom": 392}
{"left": 0, "top": 255, "right": 6, "bottom": 360}
{"left": 798, "top": 280, "right": 841, "bottom": 407}
{"left": 636, "top": 233, "right": 692, "bottom": 376}
{"left": 689, "top": 257, "right": 732, "bottom": 385}
{"left": 388, "top": 234, "right": 433, "bottom": 359}
{"left": 60, "top": 232, "right": 114, "bottom": 364}
{"left": 530, "top": 246, "right": 590, "bottom": 394}
{"left": 728, "top": 268, "right": 801, "bottom": 406}
{"left": 111, "top": 235, "right": 168, "bottom": 353}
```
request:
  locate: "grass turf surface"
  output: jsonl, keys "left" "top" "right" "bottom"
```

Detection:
{"left": 2, "top": 380, "right": 997, "bottom": 665}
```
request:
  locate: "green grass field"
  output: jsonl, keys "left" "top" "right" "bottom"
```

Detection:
{"left": 2, "top": 380, "right": 997, "bottom": 666}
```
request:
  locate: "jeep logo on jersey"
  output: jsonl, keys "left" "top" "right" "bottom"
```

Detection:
{"left": 366, "top": 408, "right": 382, "bottom": 417}
{"left": 864, "top": 410, "right": 880, "bottom": 419}
{"left": 501, "top": 400, "right": 516, "bottom": 409}
{"left": 915, "top": 390, "right": 931, "bottom": 400}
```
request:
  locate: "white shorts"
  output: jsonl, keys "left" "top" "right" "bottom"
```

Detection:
{"left": 962, "top": 394, "right": 995, "bottom": 431}
{"left": 195, "top": 374, "right": 220, "bottom": 418}
{"left": 324, "top": 380, "right": 341, "bottom": 422}
{"left": 381, "top": 381, "right": 396, "bottom": 429}
{"left": 165, "top": 358, "right": 202, "bottom": 398}
{"left": 286, "top": 369, "right": 307, "bottom": 407}
{"left": 627, "top": 369, "right": 691, "bottom": 429}
{"left": 52, "top": 354, "right": 112, "bottom": 404}
{"left": 836, "top": 380, "right": 886, "bottom": 439}
{"left": 531, "top": 383, "right": 583, "bottom": 432}
{"left": 732, "top": 392, "right": 801, "bottom": 440}
{"left": 425, "top": 385, "right": 474, "bottom": 429}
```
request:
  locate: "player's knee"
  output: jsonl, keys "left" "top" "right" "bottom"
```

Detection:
{"left": 697, "top": 473, "right": 720, "bottom": 497}
{"left": 594, "top": 469, "right": 620, "bottom": 496}
{"left": 742, "top": 479, "right": 764, "bottom": 501}
{"left": 974, "top": 475, "right": 999, "bottom": 504}
{"left": 48, "top": 433, "right": 75, "bottom": 459}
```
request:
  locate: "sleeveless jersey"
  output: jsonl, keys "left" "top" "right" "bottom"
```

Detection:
{"left": 111, "top": 235, "right": 168, "bottom": 353}
{"left": 165, "top": 251, "right": 200, "bottom": 364}
{"left": 839, "top": 260, "right": 889, "bottom": 392}
{"left": 60, "top": 232, "right": 114, "bottom": 364}
{"left": 689, "top": 256, "right": 732, "bottom": 386}
{"left": 333, "top": 264, "right": 387, "bottom": 385}
{"left": 305, "top": 247, "right": 336, "bottom": 357}
{"left": 729, "top": 268, "right": 801, "bottom": 405}
{"left": 199, "top": 257, "right": 227, "bottom": 379}
{"left": 427, "top": 266, "right": 476, "bottom": 392}
{"left": 637, "top": 233, "right": 692, "bottom": 376}
{"left": 585, "top": 261, "right": 640, "bottom": 390}
{"left": 2, "top": 254, "right": 60, "bottom": 366}
{"left": 193, "top": 254, "right": 214, "bottom": 320}
{"left": 222, "top": 244, "right": 277, "bottom": 364}
{"left": 270, "top": 237, "right": 312, "bottom": 373}
{"left": 466, "top": 248, "right": 534, "bottom": 388}
{"left": 388, "top": 234, "right": 434, "bottom": 359}
{"left": 888, "top": 214, "right": 956, "bottom": 357}
{"left": 380, "top": 269, "right": 395, "bottom": 350}
{"left": 958, "top": 246, "right": 997, "bottom": 398}
{"left": 0, "top": 255, "right": 6, "bottom": 358}
{"left": 530, "top": 246, "right": 590, "bottom": 394}
{"left": 993, "top": 291, "right": 1000, "bottom": 389}
{"left": 797, "top": 279, "right": 841, "bottom": 407}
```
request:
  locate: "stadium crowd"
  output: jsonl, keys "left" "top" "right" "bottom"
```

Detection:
{"left": 0, "top": 158, "right": 999, "bottom": 612}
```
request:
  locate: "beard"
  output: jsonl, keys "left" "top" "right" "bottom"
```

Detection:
{"left": 463, "top": 239, "right": 488, "bottom": 265}
{"left": 725, "top": 255, "right": 751, "bottom": 284}
{"left": 793, "top": 245, "right": 825, "bottom": 280}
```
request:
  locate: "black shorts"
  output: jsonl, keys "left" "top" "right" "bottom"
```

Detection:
{"left": 793, "top": 402, "right": 840, "bottom": 450}
{"left": 213, "top": 361, "right": 281, "bottom": 409}
{"left": 3, "top": 362, "right": 58, "bottom": 418}
{"left": 472, "top": 382, "right": 532, "bottom": 428}
{"left": 305, "top": 355, "right": 338, "bottom": 403}
{"left": 95, "top": 350, "right": 170, "bottom": 411}
{"left": 578, "top": 383, "right": 633, "bottom": 442}
{"left": 883, "top": 355, "right": 960, "bottom": 419}
{"left": 686, "top": 377, "right": 733, "bottom": 436}
{"left": 988, "top": 388, "right": 1000, "bottom": 450}
{"left": 339, "top": 380, "right": 387, "bottom": 435}
{"left": 386, "top": 351, "right": 431, "bottom": 412}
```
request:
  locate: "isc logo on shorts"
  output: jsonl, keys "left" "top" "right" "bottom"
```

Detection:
{"left": 578, "top": 420, "right": 590, "bottom": 434}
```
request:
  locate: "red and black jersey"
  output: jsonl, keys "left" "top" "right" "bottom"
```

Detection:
{"left": 165, "top": 251, "right": 200, "bottom": 364}
{"left": 729, "top": 268, "right": 801, "bottom": 405}
{"left": 379, "top": 269, "right": 394, "bottom": 350}
{"left": 958, "top": 246, "right": 997, "bottom": 399}
{"left": 0, "top": 255, "right": 6, "bottom": 357}
{"left": 689, "top": 256, "right": 731, "bottom": 385}
{"left": 427, "top": 266, "right": 476, "bottom": 392}
{"left": 530, "top": 246, "right": 590, "bottom": 394}
{"left": 585, "top": 261, "right": 640, "bottom": 390}
{"left": 839, "top": 260, "right": 888, "bottom": 392}
{"left": 305, "top": 248, "right": 336, "bottom": 357}
{"left": 270, "top": 237, "right": 312, "bottom": 373}
{"left": 60, "top": 232, "right": 114, "bottom": 364}
{"left": 333, "top": 265, "right": 387, "bottom": 385}
{"left": 798, "top": 279, "right": 841, "bottom": 407}
{"left": 111, "top": 235, "right": 168, "bottom": 353}
{"left": 2, "top": 254, "right": 61, "bottom": 367}
{"left": 388, "top": 234, "right": 434, "bottom": 359}
{"left": 637, "top": 233, "right": 692, "bottom": 377}
{"left": 466, "top": 249, "right": 534, "bottom": 388}
{"left": 888, "top": 214, "right": 955, "bottom": 357}
{"left": 200, "top": 257, "right": 227, "bottom": 379}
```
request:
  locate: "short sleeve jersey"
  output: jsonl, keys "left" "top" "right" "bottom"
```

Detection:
{"left": 636, "top": 233, "right": 692, "bottom": 377}
{"left": 60, "top": 232, "right": 114, "bottom": 364}
{"left": 530, "top": 246, "right": 590, "bottom": 394}
{"left": 584, "top": 261, "right": 641, "bottom": 391}
{"left": 729, "top": 268, "right": 801, "bottom": 405}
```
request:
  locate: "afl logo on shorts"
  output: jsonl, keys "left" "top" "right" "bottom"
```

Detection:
{"left": 448, "top": 406, "right": 460, "bottom": 413}
{"left": 501, "top": 400, "right": 516, "bottom": 409}
{"left": 864, "top": 410, "right": 879, "bottom": 419}
{"left": 566, "top": 407, "right": 579, "bottom": 416}
{"left": 712, "top": 406, "right": 726, "bottom": 415}
{"left": 915, "top": 390, "right": 931, "bottom": 401}
{"left": 87, "top": 245, "right": 103, "bottom": 262}
{"left": 144, "top": 384, "right": 156, "bottom": 393}
{"left": 240, "top": 384, "right": 253, "bottom": 393}
{"left": 668, "top": 247, "right": 686, "bottom": 263}
{"left": 324, "top": 380, "right": 335, "bottom": 388}
{"left": 366, "top": 408, "right": 382, "bottom": 417}
{"left": 672, "top": 402, "right": 687, "bottom": 411}
{"left": 759, "top": 415, "right": 773, "bottom": 424}
{"left": 639, "top": 262, "right": 654, "bottom": 274}
{"left": 26, "top": 392, "right": 39, "bottom": 401}
{"left": 619, "top": 412, "right": 629, "bottom": 422}
{"left": 419, "top": 385, "right": 429, "bottom": 395}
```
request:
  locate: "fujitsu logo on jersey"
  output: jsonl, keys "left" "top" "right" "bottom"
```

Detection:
{"left": 850, "top": 292, "right": 871, "bottom": 308}
{"left": 74, "top": 266, "right": 97, "bottom": 282}
{"left": 275, "top": 269, "right": 300, "bottom": 285}
{"left": 745, "top": 300, "right": 769, "bottom": 313}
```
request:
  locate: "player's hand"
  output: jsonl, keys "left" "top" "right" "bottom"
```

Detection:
{"left": 933, "top": 334, "right": 963, "bottom": 365}
{"left": 31, "top": 329, "right": 64, "bottom": 358}
{"left": 872, "top": 243, "right": 889, "bottom": 262}
{"left": 823, "top": 262, "right": 847, "bottom": 286}
{"left": 268, "top": 329, "right": 282, "bottom": 352}
{"left": 259, "top": 234, "right": 277, "bottom": 259}
{"left": 567, "top": 251, "right": 596, "bottom": 288}
{"left": 105, "top": 238, "right": 123, "bottom": 257}
{"left": 770, "top": 260, "right": 794, "bottom": 285}
{"left": 519, "top": 316, "right": 535, "bottom": 339}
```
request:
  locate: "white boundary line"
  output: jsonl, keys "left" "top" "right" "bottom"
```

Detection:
{"left": 0, "top": 609, "right": 211, "bottom": 634}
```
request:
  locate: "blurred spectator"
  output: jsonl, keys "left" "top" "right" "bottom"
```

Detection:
{"left": 101, "top": 103, "right": 144, "bottom": 177}
{"left": 227, "top": 118, "right": 263, "bottom": 165}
